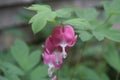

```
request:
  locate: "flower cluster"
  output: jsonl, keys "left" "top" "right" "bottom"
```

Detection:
{"left": 42, "top": 25, "right": 77, "bottom": 80}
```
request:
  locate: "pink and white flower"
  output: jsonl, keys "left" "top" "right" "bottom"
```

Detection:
{"left": 51, "top": 25, "right": 77, "bottom": 58}
{"left": 42, "top": 25, "right": 77, "bottom": 78}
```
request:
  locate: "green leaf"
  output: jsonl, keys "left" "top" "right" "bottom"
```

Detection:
{"left": 30, "top": 65, "right": 48, "bottom": 80}
{"left": 2, "top": 62, "right": 24, "bottom": 76}
{"left": 32, "top": 16, "right": 47, "bottom": 34}
{"left": 11, "top": 39, "right": 41, "bottom": 71}
{"left": 63, "top": 18, "right": 91, "bottom": 30}
{"left": 92, "top": 31, "right": 104, "bottom": 41}
{"left": 100, "top": 73, "right": 110, "bottom": 80}
{"left": 0, "top": 61, "right": 23, "bottom": 80}
{"left": 103, "top": 44, "right": 120, "bottom": 72}
{"left": 29, "top": 11, "right": 56, "bottom": 34}
{"left": 27, "top": 4, "right": 51, "bottom": 12}
{"left": 79, "top": 31, "right": 93, "bottom": 41}
{"left": 0, "top": 76, "right": 8, "bottom": 80}
{"left": 75, "top": 65, "right": 100, "bottom": 80}
{"left": 109, "top": 14, "right": 120, "bottom": 23}
{"left": 92, "top": 24, "right": 120, "bottom": 42}
{"left": 103, "top": 0, "right": 120, "bottom": 23}
{"left": 56, "top": 8, "right": 73, "bottom": 18}
{"left": 75, "top": 8, "right": 98, "bottom": 21}
{"left": 104, "top": 29, "right": 120, "bottom": 42}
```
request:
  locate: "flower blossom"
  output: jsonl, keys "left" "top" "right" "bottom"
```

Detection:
{"left": 42, "top": 25, "right": 77, "bottom": 78}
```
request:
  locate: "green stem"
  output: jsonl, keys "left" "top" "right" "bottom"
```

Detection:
{"left": 116, "top": 72, "right": 119, "bottom": 80}
{"left": 103, "top": 14, "right": 112, "bottom": 24}
{"left": 56, "top": 70, "right": 59, "bottom": 80}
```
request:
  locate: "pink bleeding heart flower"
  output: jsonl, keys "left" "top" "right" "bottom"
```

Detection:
{"left": 42, "top": 36, "right": 62, "bottom": 54}
{"left": 42, "top": 51, "right": 63, "bottom": 77}
{"left": 51, "top": 25, "right": 77, "bottom": 58}
{"left": 51, "top": 75, "right": 57, "bottom": 80}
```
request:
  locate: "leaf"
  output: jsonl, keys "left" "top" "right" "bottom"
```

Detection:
{"left": 11, "top": 39, "right": 42, "bottom": 71}
{"left": 63, "top": 18, "right": 91, "bottom": 30}
{"left": 2, "top": 62, "right": 24, "bottom": 76}
{"left": 104, "top": 29, "right": 120, "bottom": 42}
{"left": 75, "top": 8, "right": 98, "bottom": 21}
{"left": 103, "top": 0, "right": 120, "bottom": 23}
{"left": 30, "top": 65, "right": 48, "bottom": 80}
{"left": 103, "top": 44, "right": 120, "bottom": 72}
{"left": 92, "top": 24, "right": 120, "bottom": 42}
{"left": 27, "top": 4, "right": 51, "bottom": 12}
{"left": 56, "top": 8, "right": 73, "bottom": 18}
{"left": 0, "top": 61, "right": 23, "bottom": 80}
{"left": 32, "top": 16, "right": 47, "bottom": 34}
{"left": 75, "top": 65, "right": 100, "bottom": 80}
{"left": 100, "top": 73, "right": 110, "bottom": 80}
{"left": 92, "top": 31, "right": 104, "bottom": 41}
{"left": 79, "top": 31, "right": 93, "bottom": 41}
{"left": 29, "top": 11, "right": 56, "bottom": 34}
{"left": 0, "top": 76, "right": 8, "bottom": 80}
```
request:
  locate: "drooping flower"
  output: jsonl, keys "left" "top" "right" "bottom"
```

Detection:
{"left": 42, "top": 25, "right": 77, "bottom": 78}
{"left": 51, "top": 25, "right": 77, "bottom": 58}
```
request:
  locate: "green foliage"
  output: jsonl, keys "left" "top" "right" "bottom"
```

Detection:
{"left": 103, "top": 0, "right": 120, "bottom": 23}
{"left": 92, "top": 25, "right": 120, "bottom": 42}
{"left": 11, "top": 39, "right": 41, "bottom": 71}
{"left": 30, "top": 65, "right": 48, "bottom": 80}
{"left": 27, "top": 4, "right": 51, "bottom": 12}
{"left": 56, "top": 8, "right": 73, "bottom": 18}
{"left": 78, "top": 31, "right": 93, "bottom": 41}
{"left": 75, "top": 65, "right": 100, "bottom": 80}
{"left": 1, "top": 0, "right": 120, "bottom": 80}
{"left": 103, "top": 44, "right": 120, "bottom": 72}
{"left": 75, "top": 8, "right": 98, "bottom": 21}
{"left": 0, "top": 76, "right": 8, "bottom": 80}
{"left": 28, "top": 5, "right": 56, "bottom": 34}
{"left": 0, "top": 61, "right": 24, "bottom": 80}
{"left": 64, "top": 18, "right": 91, "bottom": 30}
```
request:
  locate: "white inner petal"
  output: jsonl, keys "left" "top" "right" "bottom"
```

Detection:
{"left": 60, "top": 42, "right": 67, "bottom": 59}
{"left": 55, "top": 52, "right": 59, "bottom": 64}
{"left": 48, "top": 63, "right": 54, "bottom": 77}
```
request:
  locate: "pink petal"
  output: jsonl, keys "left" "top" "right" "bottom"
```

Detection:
{"left": 63, "top": 25, "right": 75, "bottom": 42}
{"left": 68, "top": 35, "right": 77, "bottom": 47}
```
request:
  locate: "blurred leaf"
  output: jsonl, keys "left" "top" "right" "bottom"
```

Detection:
{"left": 92, "top": 25, "right": 120, "bottom": 42}
{"left": 100, "top": 73, "right": 110, "bottom": 80}
{"left": 83, "top": 45, "right": 103, "bottom": 56}
{"left": 2, "top": 62, "right": 24, "bottom": 76}
{"left": 104, "top": 29, "right": 120, "bottom": 42}
{"left": 27, "top": 4, "right": 51, "bottom": 12}
{"left": 11, "top": 39, "right": 41, "bottom": 71}
{"left": 103, "top": 0, "right": 120, "bottom": 23}
{"left": 30, "top": 65, "right": 48, "bottom": 80}
{"left": 0, "top": 61, "right": 23, "bottom": 80}
{"left": 79, "top": 31, "right": 93, "bottom": 41}
{"left": 3, "top": 29, "right": 27, "bottom": 38}
{"left": 56, "top": 8, "right": 73, "bottom": 18}
{"left": 0, "top": 76, "right": 8, "bottom": 80}
{"left": 63, "top": 18, "right": 91, "bottom": 30}
{"left": 75, "top": 65, "right": 100, "bottom": 80}
{"left": 92, "top": 31, "right": 104, "bottom": 41}
{"left": 103, "top": 44, "right": 120, "bottom": 72}
{"left": 75, "top": 8, "right": 98, "bottom": 21}
{"left": 29, "top": 11, "right": 56, "bottom": 34}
